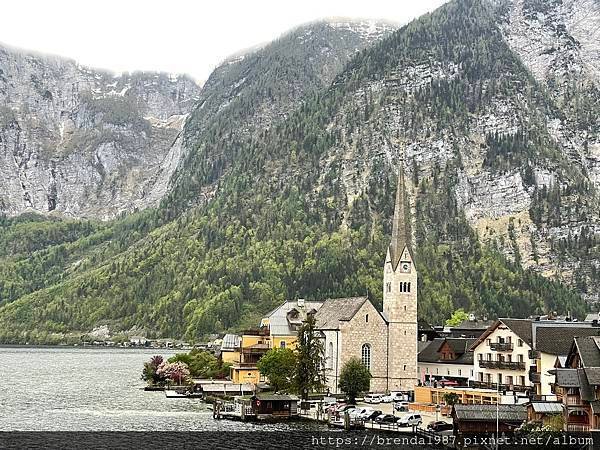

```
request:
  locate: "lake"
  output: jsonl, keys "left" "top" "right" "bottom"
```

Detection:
{"left": 0, "top": 346, "right": 324, "bottom": 432}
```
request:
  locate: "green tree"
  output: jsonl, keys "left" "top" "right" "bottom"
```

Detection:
{"left": 442, "top": 392, "right": 460, "bottom": 406}
{"left": 257, "top": 347, "right": 297, "bottom": 392}
{"left": 338, "top": 357, "right": 371, "bottom": 404}
{"left": 294, "top": 313, "right": 325, "bottom": 399}
{"left": 445, "top": 309, "right": 469, "bottom": 327}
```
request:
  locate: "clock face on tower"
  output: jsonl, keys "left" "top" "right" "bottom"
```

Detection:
{"left": 399, "top": 262, "right": 411, "bottom": 273}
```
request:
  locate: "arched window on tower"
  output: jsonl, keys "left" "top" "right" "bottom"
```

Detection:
{"left": 407, "top": 282, "right": 411, "bottom": 293}
{"left": 361, "top": 343, "right": 371, "bottom": 370}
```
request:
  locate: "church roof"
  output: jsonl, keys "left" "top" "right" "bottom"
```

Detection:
{"left": 314, "top": 297, "right": 369, "bottom": 330}
{"left": 389, "top": 160, "right": 412, "bottom": 271}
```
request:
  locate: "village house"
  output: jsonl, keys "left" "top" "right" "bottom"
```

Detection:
{"left": 552, "top": 336, "right": 600, "bottom": 432}
{"left": 418, "top": 337, "right": 476, "bottom": 386}
{"left": 260, "top": 299, "right": 323, "bottom": 350}
{"left": 470, "top": 319, "right": 532, "bottom": 394}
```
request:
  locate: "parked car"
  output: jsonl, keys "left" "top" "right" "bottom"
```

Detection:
{"left": 397, "top": 413, "right": 422, "bottom": 427}
{"left": 375, "top": 414, "right": 398, "bottom": 424}
{"left": 337, "top": 404, "right": 356, "bottom": 414}
{"left": 389, "top": 392, "right": 408, "bottom": 402}
{"left": 364, "top": 393, "right": 384, "bottom": 404}
{"left": 427, "top": 421, "right": 453, "bottom": 432}
{"left": 365, "top": 410, "right": 383, "bottom": 421}
{"left": 350, "top": 408, "right": 375, "bottom": 420}
{"left": 380, "top": 394, "right": 394, "bottom": 403}
{"left": 394, "top": 401, "right": 410, "bottom": 412}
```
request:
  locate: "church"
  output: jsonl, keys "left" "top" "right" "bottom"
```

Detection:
{"left": 314, "top": 162, "right": 418, "bottom": 393}
{"left": 257, "top": 162, "right": 419, "bottom": 393}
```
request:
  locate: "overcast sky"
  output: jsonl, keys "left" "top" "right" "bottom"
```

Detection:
{"left": 2, "top": 0, "right": 448, "bottom": 82}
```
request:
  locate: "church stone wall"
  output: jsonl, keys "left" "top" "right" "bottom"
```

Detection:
{"left": 340, "top": 301, "right": 389, "bottom": 393}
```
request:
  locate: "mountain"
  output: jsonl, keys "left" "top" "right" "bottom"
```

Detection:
{"left": 0, "top": 3, "right": 598, "bottom": 343}
{"left": 0, "top": 44, "right": 201, "bottom": 219}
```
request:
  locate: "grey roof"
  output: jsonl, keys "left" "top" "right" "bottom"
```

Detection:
{"left": 500, "top": 319, "right": 533, "bottom": 346}
{"left": 585, "top": 368, "right": 600, "bottom": 385}
{"left": 453, "top": 320, "right": 495, "bottom": 331}
{"left": 263, "top": 300, "right": 324, "bottom": 336}
{"left": 314, "top": 297, "right": 369, "bottom": 330}
{"left": 536, "top": 326, "right": 600, "bottom": 356}
{"left": 418, "top": 340, "right": 432, "bottom": 354}
{"left": 573, "top": 336, "right": 600, "bottom": 367}
{"left": 530, "top": 402, "right": 563, "bottom": 414}
{"left": 255, "top": 393, "right": 299, "bottom": 401}
{"left": 579, "top": 369, "right": 595, "bottom": 401}
{"left": 554, "top": 368, "right": 580, "bottom": 387}
{"left": 453, "top": 404, "right": 526, "bottom": 422}
{"left": 221, "top": 333, "right": 241, "bottom": 350}
{"left": 388, "top": 162, "right": 412, "bottom": 271}
{"left": 418, "top": 337, "right": 475, "bottom": 365}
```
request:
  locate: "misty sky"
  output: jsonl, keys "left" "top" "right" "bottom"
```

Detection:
{"left": 2, "top": 0, "right": 449, "bottom": 81}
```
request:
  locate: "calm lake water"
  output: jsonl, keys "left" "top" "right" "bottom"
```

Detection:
{"left": 0, "top": 346, "right": 324, "bottom": 432}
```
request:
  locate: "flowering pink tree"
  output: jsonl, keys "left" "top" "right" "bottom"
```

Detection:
{"left": 156, "top": 361, "right": 191, "bottom": 385}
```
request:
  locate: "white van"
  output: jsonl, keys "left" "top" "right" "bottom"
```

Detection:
{"left": 397, "top": 413, "right": 422, "bottom": 427}
{"left": 363, "top": 393, "right": 384, "bottom": 404}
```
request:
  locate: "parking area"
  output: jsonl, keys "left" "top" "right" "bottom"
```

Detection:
{"left": 354, "top": 400, "right": 451, "bottom": 427}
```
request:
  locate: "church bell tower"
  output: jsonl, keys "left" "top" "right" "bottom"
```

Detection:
{"left": 383, "top": 158, "right": 418, "bottom": 390}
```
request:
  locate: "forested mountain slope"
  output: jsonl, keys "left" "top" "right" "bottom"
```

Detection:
{"left": 0, "top": 1, "right": 597, "bottom": 343}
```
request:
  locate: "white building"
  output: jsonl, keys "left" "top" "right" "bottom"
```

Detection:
{"left": 418, "top": 337, "right": 475, "bottom": 385}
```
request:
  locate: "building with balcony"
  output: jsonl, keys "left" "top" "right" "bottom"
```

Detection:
{"left": 418, "top": 337, "right": 475, "bottom": 385}
{"left": 471, "top": 319, "right": 532, "bottom": 394}
{"left": 229, "top": 328, "right": 271, "bottom": 385}
{"left": 552, "top": 336, "right": 600, "bottom": 432}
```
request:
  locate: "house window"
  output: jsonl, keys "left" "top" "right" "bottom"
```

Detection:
{"left": 280, "top": 341, "right": 286, "bottom": 349}
{"left": 404, "top": 365, "right": 407, "bottom": 371}
{"left": 366, "top": 314, "right": 369, "bottom": 323}
{"left": 404, "top": 305, "right": 407, "bottom": 312}
{"left": 407, "top": 282, "right": 411, "bottom": 293}
{"left": 458, "top": 369, "right": 462, "bottom": 376}
{"left": 497, "top": 373, "right": 503, "bottom": 384}
{"left": 478, "top": 354, "right": 483, "bottom": 361}
{"left": 518, "top": 339, "right": 523, "bottom": 347}
{"left": 519, "top": 376, "right": 526, "bottom": 386}
{"left": 386, "top": 282, "right": 391, "bottom": 293}
{"left": 518, "top": 354, "right": 524, "bottom": 363}
{"left": 361, "top": 343, "right": 371, "bottom": 370}
{"left": 447, "top": 369, "right": 450, "bottom": 375}
{"left": 328, "top": 342, "right": 334, "bottom": 369}
{"left": 486, "top": 339, "right": 491, "bottom": 346}
{"left": 426, "top": 368, "right": 429, "bottom": 374}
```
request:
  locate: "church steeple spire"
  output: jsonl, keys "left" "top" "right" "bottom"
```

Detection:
{"left": 389, "top": 158, "right": 411, "bottom": 270}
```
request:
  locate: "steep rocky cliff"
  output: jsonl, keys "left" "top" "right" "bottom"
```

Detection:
{"left": 0, "top": 44, "right": 201, "bottom": 219}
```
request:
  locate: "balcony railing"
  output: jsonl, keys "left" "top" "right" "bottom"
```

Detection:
{"left": 479, "top": 360, "right": 526, "bottom": 370}
{"left": 565, "top": 395, "right": 584, "bottom": 406}
{"left": 490, "top": 342, "right": 514, "bottom": 352}
{"left": 566, "top": 423, "right": 590, "bottom": 432}
{"left": 471, "top": 381, "right": 530, "bottom": 393}
{"left": 529, "top": 371, "right": 541, "bottom": 383}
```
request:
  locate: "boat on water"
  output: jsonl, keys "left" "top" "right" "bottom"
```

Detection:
{"left": 164, "top": 388, "right": 203, "bottom": 398}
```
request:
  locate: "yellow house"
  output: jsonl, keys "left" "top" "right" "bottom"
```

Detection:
{"left": 229, "top": 329, "right": 270, "bottom": 385}
{"left": 260, "top": 299, "right": 323, "bottom": 350}
{"left": 223, "top": 299, "right": 323, "bottom": 386}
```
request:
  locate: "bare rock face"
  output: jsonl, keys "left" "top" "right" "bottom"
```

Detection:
{"left": 0, "top": 45, "right": 201, "bottom": 219}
